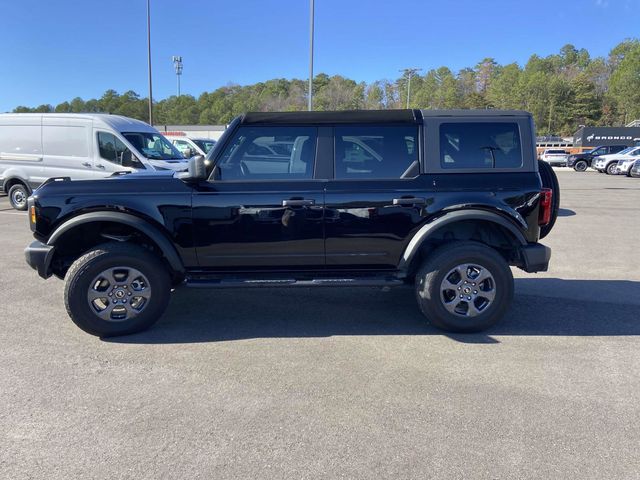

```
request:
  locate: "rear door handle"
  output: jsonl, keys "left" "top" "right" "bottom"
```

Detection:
{"left": 282, "top": 199, "right": 315, "bottom": 207}
{"left": 393, "top": 197, "right": 426, "bottom": 206}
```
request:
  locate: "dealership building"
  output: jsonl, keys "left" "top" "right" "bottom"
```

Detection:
{"left": 573, "top": 125, "right": 640, "bottom": 148}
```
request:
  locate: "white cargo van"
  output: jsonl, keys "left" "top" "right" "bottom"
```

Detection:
{"left": 0, "top": 113, "right": 189, "bottom": 210}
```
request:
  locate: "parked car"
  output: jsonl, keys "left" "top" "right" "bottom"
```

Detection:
{"left": 615, "top": 157, "right": 640, "bottom": 176}
{"left": 593, "top": 146, "right": 640, "bottom": 175}
{"left": 539, "top": 149, "right": 568, "bottom": 166}
{"left": 567, "top": 144, "right": 627, "bottom": 172}
{"left": 169, "top": 136, "right": 217, "bottom": 157}
{"left": 25, "top": 109, "right": 558, "bottom": 337}
{"left": 630, "top": 159, "right": 640, "bottom": 178}
{"left": 0, "top": 114, "right": 189, "bottom": 210}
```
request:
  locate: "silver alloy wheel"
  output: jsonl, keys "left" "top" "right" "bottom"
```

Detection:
{"left": 87, "top": 266, "right": 152, "bottom": 322}
{"left": 11, "top": 188, "right": 27, "bottom": 208}
{"left": 440, "top": 263, "right": 496, "bottom": 317}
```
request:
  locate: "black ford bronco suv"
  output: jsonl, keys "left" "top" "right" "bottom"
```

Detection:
{"left": 24, "top": 110, "right": 558, "bottom": 337}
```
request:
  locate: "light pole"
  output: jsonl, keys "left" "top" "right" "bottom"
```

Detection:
{"left": 146, "top": 0, "right": 153, "bottom": 124}
{"left": 308, "top": 0, "right": 314, "bottom": 111}
{"left": 172, "top": 56, "right": 183, "bottom": 97}
{"left": 399, "top": 68, "right": 422, "bottom": 109}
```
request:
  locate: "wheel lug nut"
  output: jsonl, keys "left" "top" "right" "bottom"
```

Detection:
{"left": 460, "top": 295, "right": 463, "bottom": 299}
{"left": 467, "top": 296, "right": 472, "bottom": 300}
{"left": 108, "top": 292, "right": 113, "bottom": 296}
{"left": 474, "top": 290, "right": 478, "bottom": 294}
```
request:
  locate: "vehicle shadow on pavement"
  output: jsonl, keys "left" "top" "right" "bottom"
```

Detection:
{"left": 104, "top": 278, "right": 640, "bottom": 345}
{"left": 558, "top": 208, "right": 576, "bottom": 217}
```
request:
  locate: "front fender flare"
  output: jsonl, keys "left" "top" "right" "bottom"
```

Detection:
{"left": 47, "top": 211, "right": 185, "bottom": 275}
{"left": 398, "top": 209, "right": 528, "bottom": 275}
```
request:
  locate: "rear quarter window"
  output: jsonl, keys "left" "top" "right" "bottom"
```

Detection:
{"left": 440, "top": 122, "right": 522, "bottom": 169}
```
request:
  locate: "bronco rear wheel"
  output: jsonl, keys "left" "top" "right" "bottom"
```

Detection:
{"left": 415, "top": 241, "right": 514, "bottom": 333}
{"left": 64, "top": 243, "right": 171, "bottom": 337}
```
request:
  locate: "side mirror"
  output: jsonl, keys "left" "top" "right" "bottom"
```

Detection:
{"left": 185, "top": 155, "right": 207, "bottom": 181}
{"left": 182, "top": 147, "right": 194, "bottom": 159}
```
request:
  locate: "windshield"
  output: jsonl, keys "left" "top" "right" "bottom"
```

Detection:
{"left": 123, "top": 132, "right": 185, "bottom": 160}
{"left": 615, "top": 147, "right": 634, "bottom": 155}
{"left": 193, "top": 139, "right": 217, "bottom": 154}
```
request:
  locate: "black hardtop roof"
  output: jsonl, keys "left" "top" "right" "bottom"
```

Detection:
{"left": 240, "top": 109, "right": 531, "bottom": 125}
{"left": 241, "top": 109, "right": 418, "bottom": 125}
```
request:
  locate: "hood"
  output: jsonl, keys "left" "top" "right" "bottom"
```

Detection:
{"left": 149, "top": 159, "right": 189, "bottom": 172}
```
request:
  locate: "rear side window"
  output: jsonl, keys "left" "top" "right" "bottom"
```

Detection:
{"left": 334, "top": 125, "right": 418, "bottom": 179}
{"left": 440, "top": 123, "right": 522, "bottom": 169}
{"left": 217, "top": 126, "right": 317, "bottom": 180}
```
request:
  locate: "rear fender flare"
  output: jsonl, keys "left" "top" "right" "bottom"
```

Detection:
{"left": 398, "top": 209, "right": 527, "bottom": 275}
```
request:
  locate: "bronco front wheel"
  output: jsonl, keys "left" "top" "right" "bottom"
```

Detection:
{"left": 64, "top": 243, "right": 171, "bottom": 337}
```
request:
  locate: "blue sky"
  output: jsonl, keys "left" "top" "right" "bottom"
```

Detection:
{"left": 1, "top": 0, "right": 639, "bottom": 112}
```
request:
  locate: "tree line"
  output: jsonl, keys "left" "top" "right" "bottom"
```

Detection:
{"left": 11, "top": 39, "right": 640, "bottom": 136}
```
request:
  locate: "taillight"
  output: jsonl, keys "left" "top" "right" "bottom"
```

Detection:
{"left": 538, "top": 188, "right": 553, "bottom": 226}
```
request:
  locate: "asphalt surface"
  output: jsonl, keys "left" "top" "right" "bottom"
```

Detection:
{"left": 1, "top": 170, "right": 640, "bottom": 479}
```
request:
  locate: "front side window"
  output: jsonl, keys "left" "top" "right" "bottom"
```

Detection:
{"left": 97, "top": 132, "right": 145, "bottom": 169}
{"left": 440, "top": 122, "right": 522, "bottom": 169}
{"left": 334, "top": 126, "right": 418, "bottom": 179}
{"left": 216, "top": 126, "right": 317, "bottom": 180}
{"left": 193, "top": 139, "right": 216, "bottom": 154}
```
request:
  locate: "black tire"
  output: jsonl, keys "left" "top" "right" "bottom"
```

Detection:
{"left": 606, "top": 163, "right": 617, "bottom": 175}
{"left": 8, "top": 183, "right": 29, "bottom": 211}
{"left": 415, "top": 241, "right": 514, "bottom": 333}
{"left": 537, "top": 160, "right": 560, "bottom": 239}
{"left": 573, "top": 160, "right": 588, "bottom": 172}
{"left": 64, "top": 242, "right": 171, "bottom": 337}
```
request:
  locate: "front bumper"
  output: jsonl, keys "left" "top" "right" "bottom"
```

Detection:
{"left": 520, "top": 243, "right": 551, "bottom": 273}
{"left": 24, "top": 240, "right": 55, "bottom": 279}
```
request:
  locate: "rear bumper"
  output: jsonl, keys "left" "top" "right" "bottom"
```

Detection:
{"left": 519, "top": 243, "right": 551, "bottom": 273}
{"left": 24, "top": 240, "right": 55, "bottom": 279}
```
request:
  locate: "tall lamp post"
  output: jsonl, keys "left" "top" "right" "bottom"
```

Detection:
{"left": 308, "top": 0, "right": 314, "bottom": 111}
{"left": 172, "top": 56, "right": 183, "bottom": 97}
{"left": 399, "top": 68, "right": 422, "bottom": 109}
{"left": 146, "top": 0, "right": 153, "bottom": 124}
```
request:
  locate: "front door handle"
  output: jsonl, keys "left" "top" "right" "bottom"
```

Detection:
{"left": 393, "top": 197, "right": 426, "bottom": 206}
{"left": 282, "top": 199, "right": 315, "bottom": 207}
{"left": 95, "top": 164, "right": 105, "bottom": 169}
{"left": 82, "top": 162, "right": 92, "bottom": 168}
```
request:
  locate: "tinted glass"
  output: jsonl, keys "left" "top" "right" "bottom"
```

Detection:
{"left": 334, "top": 126, "right": 418, "bottom": 179}
{"left": 217, "top": 126, "right": 317, "bottom": 180}
{"left": 97, "top": 132, "right": 145, "bottom": 169}
{"left": 440, "top": 122, "right": 522, "bottom": 169}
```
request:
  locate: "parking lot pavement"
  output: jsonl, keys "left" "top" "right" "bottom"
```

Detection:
{"left": 1, "top": 171, "right": 640, "bottom": 479}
